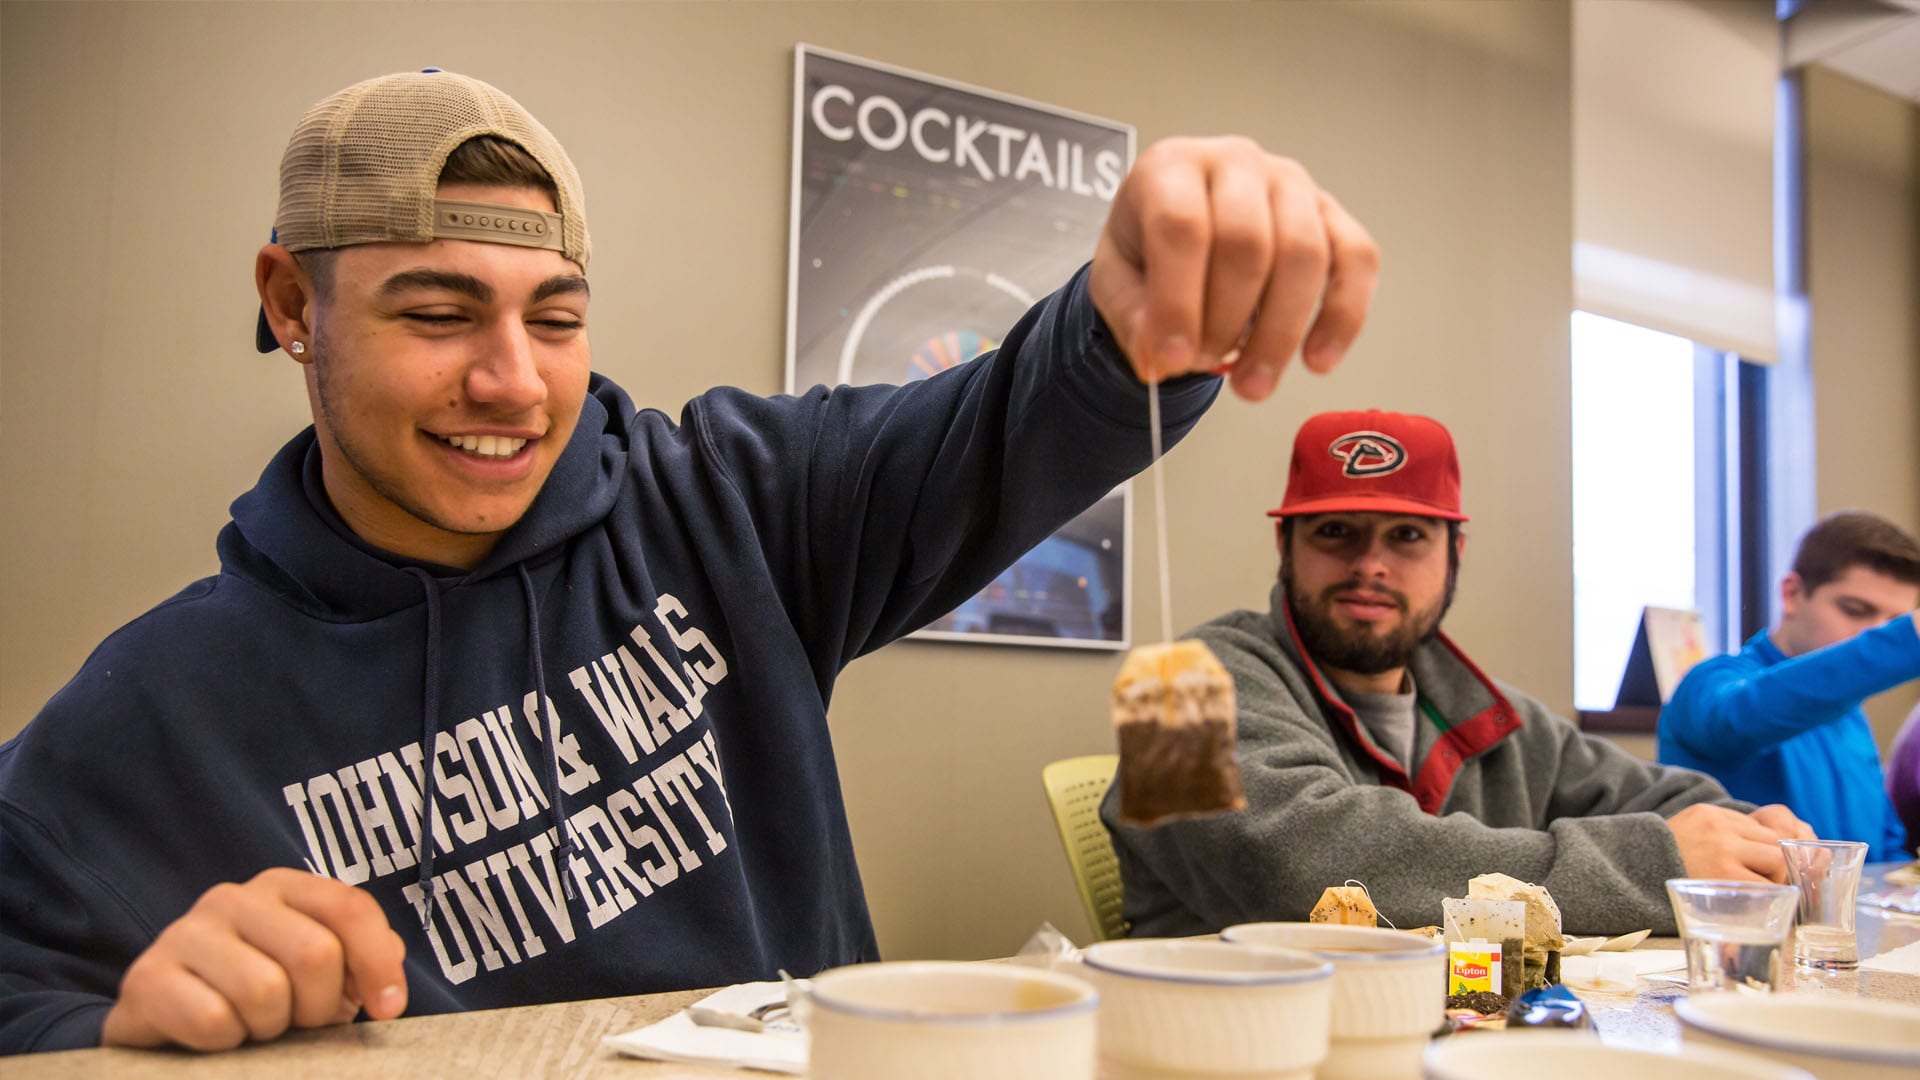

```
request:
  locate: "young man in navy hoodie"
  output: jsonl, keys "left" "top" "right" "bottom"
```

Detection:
{"left": 0, "top": 71, "right": 1379, "bottom": 1054}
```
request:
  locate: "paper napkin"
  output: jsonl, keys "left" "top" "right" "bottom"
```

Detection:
{"left": 1862, "top": 939, "right": 1920, "bottom": 975}
{"left": 603, "top": 980, "right": 807, "bottom": 1074}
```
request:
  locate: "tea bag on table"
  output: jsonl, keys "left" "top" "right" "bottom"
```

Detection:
{"left": 1468, "top": 873, "right": 1566, "bottom": 990}
{"left": 1443, "top": 897, "right": 1527, "bottom": 1001}
{"left": 1112, "top": 640, "right": 1246, "bottom": 827}
{"left": 1309, "top": 884, "right": 1379, "bottom": 926}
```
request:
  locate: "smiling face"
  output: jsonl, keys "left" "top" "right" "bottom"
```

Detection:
{"left": 294, "top": 183, "right": 591, "bottom": 569}
{"left": 1776, "top": 564, "right": 1920, "bottom": 658}
{"left": 1280, "top": 512, "right": 1460, "bottom": 693}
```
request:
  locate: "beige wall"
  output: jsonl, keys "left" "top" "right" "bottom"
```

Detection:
{"left": 1804, "top": 66, "right": 1920, "bottom": 751}
{"left": 1, "top": 1, "right": 1575, "bottom": 959}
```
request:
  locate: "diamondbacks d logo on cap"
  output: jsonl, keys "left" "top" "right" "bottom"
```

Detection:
{"left": 1328, "top": 431, "right": 1407, "bottom": 478}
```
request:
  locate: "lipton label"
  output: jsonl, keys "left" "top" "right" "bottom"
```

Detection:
{"left": 1448, "top": 941, "right": 1501, "bottom": 994}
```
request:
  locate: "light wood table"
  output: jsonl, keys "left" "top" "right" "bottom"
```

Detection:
{"left": 9, "top": 987, "right": 717, "bottom": 1079}
{"left": 16, "top": 866, "right": 1920, "bottom": 1077}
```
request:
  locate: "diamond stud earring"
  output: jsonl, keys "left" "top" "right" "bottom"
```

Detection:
{"left": 289, "top": 341, "right": 306, "bottom": 355}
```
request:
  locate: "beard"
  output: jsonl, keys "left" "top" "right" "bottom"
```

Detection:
{"left": 1282, "top": 561, "right": 1455, "bottom": 677}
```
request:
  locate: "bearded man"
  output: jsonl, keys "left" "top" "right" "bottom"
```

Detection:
{"left": 1101, "top": 409, "right": 1815, "bottom": 937}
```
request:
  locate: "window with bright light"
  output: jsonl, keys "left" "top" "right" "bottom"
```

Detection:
{"left": 1571, "top": 313, "right": 1705, "bottom": 712}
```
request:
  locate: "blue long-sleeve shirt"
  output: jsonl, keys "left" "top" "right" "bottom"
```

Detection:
{"left": 1658, "top": 618, "right": 1920, "bottom": 861}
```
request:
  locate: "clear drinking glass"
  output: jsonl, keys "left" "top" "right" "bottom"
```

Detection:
{"left": 1779, "top": 839, "right": 1869, "bottom": 970}
{"left": 1664, "top": 879, "right": 1800, "bottom": 992}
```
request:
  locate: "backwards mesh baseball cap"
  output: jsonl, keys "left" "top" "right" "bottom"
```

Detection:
{"left": 255, "top": 69, "right": 591, "bottom": 352}
{"left": 1268, "top": 408, "right": 1468, "bottom": 522}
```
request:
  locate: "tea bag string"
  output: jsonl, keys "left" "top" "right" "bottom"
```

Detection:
{"left": 1148, "top": 382, "right": 1173, "bottom": 646}
{"left": 1148, "top": 317, "right": 1252, "bottom": 646}
{"left": 1345, "top": 878, "right": 1398, "bottom": 930}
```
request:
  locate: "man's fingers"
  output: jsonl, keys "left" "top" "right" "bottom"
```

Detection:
{"left": 1669, "top": 803, "right": 1795, "bottom": 883}
{"left": 101, "top": 999, "right": 166, "bottom": 1049}
{"left": 274, "top": 872, "right": 408, "bottom": 1022}
{"left": 1300, "top": 190, "right": 1380, "bottom": 373}
{"left": 110, "top": 949, "right": 251, "bottom": 1052}
{"left": 1750, "top": 803, "right": 1816, "bottom": 842}
{"left": 1720, "top": 811, "right": 1785, "bottom": 843}
{"left": 1089, "top": 136, "right": 1377, "bottom": 391}
{"left": 1233, "top": 167, "right": 1327, "bottom": 401}
{"left": 142, "top": 980, "right": 250, "bottom": 1052}
{"left": 102, "top": 965, "right": 174, "bottom": 1049}
{"left": 1736, "top": 838, "right": 1790, "bottom": 882}
{"left": 104, "top": 870, "right": 402, "bottom": 1053}
{"left": 229, "top": 890, "right": 350, "bottom": 1029}
{"left": 1130, "top": 149, "right": 1211, "bottom": 380}
{"left": 1195, "top": 151, "right": 1275, "bottom": 370}
{"left": 176, "top": 919, "right": 297, "bottom": 1043}
{"left": 1713, "top": 811, "right": 1794, "bottom": 879}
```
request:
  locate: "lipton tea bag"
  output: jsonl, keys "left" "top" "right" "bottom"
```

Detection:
{"left": 1444, "top": 897, "right": 1527, "bottom": 1000}
{"left": 1467, "top": 873, "right": 1565, "bottom": 953}
{"left": 1309, "top": 885, "right": 1378, "bottom": 926}
{"left": 1112, "top": 640, "right": 1245, "bottom": 826}
{"left": 1468, "top": 873, "right": 1566, "bottom": 989}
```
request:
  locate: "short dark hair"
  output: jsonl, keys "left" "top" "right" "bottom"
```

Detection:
{"left": 436, "top": 134, "right": 558, "bottom": 200}
{"left": 1791, "top": 511, "right": 1920, "bottom": 592}
{"left": 294, "top": 136, "right": 557, "bottom": 299}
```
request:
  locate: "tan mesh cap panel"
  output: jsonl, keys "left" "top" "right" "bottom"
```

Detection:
{"left": 273, "top": 70, "right": 590, "bottom": 269}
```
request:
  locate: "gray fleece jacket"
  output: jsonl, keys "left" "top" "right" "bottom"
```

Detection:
{"left": 1102, "top": 584, "right": 1747, "bottom": 938}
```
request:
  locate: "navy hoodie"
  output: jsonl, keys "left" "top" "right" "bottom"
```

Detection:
{"left": 0, "top": 269, "right": 1217, "bottom": 1053}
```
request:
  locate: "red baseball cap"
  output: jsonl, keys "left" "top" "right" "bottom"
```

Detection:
{"left": 1267, "top": 409, "right": 1468, "bottom": 522}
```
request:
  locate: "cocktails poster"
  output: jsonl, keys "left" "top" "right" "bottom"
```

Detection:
{"left": 786, "top": 45, "right": 1136, "bottom": 650}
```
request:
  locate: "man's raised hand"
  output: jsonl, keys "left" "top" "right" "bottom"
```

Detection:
{"left": 1090, "top": 136, "right": 1380, "bottom": 401}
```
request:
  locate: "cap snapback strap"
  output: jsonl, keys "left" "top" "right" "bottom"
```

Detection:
{"left": 433, "top": 199, "right": 565, "bottom": 251}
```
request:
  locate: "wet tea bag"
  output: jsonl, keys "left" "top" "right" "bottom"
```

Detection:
{"left": 1112, "top": 640, "right": 1245, "bottom": 826}
{"left": 1111, "top": 383, "right": 1245, "bottom": 827}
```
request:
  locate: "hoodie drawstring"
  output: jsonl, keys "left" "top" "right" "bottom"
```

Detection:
{"left": 518, "top": 563, "right": 581, "bottom": 900}
{"left": 405, "top": 568, "right": 445, "bottom": 930}
{"left": 405, "top": 565, "right": 583, "bottom": 929}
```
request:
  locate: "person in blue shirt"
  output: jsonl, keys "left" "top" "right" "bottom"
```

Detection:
{"left": 1660, "top": 511, "right": 1920, "bottom": 861}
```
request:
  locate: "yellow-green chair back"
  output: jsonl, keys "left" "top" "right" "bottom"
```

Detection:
{"left": 1041, "top": 753, "right": 1129, "bottom": 941}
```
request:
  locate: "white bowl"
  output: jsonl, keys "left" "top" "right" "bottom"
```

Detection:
{"left": 1675, "top": 991, "right": 1920, "bottom": 1080}
{"left": 806, "top": 961, "right": 1099, "bottom": 1080}
{"left": 1221, "top": 922, "right": 1446, "bottom": 1079}
{"left": 1081, "top": 938, "right": 1333, "bottom": 1078}
{"left": 1424, "top": 1030, "right": 1813, "bottom": 1080}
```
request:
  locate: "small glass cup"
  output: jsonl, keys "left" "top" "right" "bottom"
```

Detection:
{"left": 1779, "top": 838, "right": 1869, "bottom": 970}
{"left": 1665, "top": 879, "right": 1800, "bottom": 992}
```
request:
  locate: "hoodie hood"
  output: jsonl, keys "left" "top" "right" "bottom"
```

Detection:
{"left": 213, "top": 375, "right": 637, "bottom": 921}
{"left": 217, "top": 376, "right": 633, "bottom": 619}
